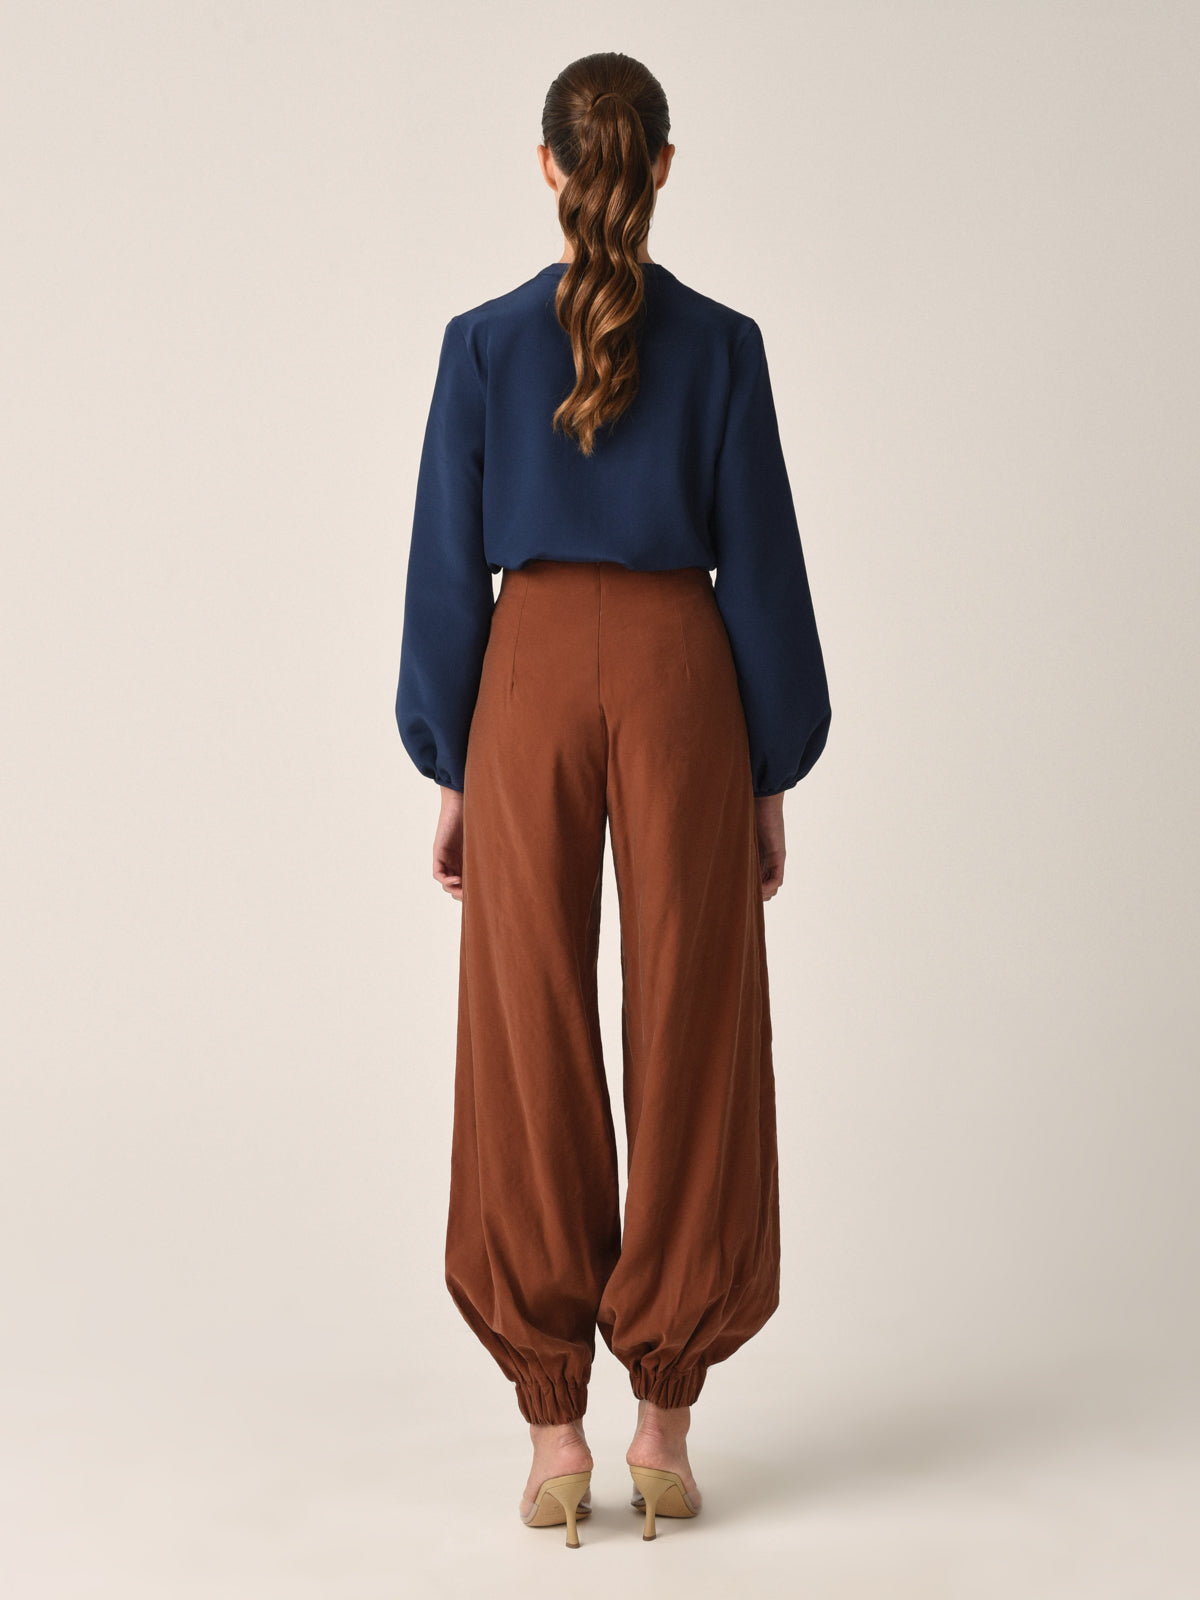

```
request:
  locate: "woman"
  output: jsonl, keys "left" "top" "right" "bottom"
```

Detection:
{"left": 396, "top": 51, "right": 831, "bottom": 1547}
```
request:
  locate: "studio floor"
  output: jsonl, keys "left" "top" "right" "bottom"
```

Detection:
{"left": 4, "top": 1355, "right": 1198, "bottom": 1600}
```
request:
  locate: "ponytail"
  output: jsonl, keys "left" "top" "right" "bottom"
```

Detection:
{"left": 541, "top": 54, "right": 671, "bottom": 456}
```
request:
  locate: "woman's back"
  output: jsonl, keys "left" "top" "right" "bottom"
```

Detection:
{"left": 453, "top": 261, "right": 748, "bottom": 571}
{"left": 401, "top": 258, "right": 830, "bottom": 797}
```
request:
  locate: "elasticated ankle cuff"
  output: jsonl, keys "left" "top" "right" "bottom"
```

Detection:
{"left": 514, "top": 1372, "right": 589, "bottom": 1425}
{"left": 630, "top": 1361, "right": 707, "bottom": 1409}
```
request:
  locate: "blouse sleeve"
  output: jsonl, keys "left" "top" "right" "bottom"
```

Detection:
{"left": 395, "top": 315, "right": 495, "bottom": 792}
{"left": 710, "top": 317, "right": 831, "bottom": 796}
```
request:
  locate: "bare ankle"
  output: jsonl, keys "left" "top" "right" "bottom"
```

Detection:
{"left": 634, "top": 1401, "right": 690, "bottom": 1434}
{"left": 530, "top": 1418, "right": 586, "bottom": 1441}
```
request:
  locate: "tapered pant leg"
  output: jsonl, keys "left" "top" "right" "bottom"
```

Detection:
{"left": 449, "top": 564, "right": 620, "bottom": 1426}
{"left": 595, "top": 563, "right": 781, "bottom": 1408}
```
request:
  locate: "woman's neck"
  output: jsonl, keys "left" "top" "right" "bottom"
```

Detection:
{"left": 557, "top": 247, "right": 655, "bottom": 264}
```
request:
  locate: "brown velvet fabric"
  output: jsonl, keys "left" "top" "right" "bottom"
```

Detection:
{"left": 445, "top": 560, "right": 781, "bottom": 1425}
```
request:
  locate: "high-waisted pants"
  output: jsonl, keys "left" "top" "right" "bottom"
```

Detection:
{"left": 449, "top": 559, "right": 780, "bottom": 1426}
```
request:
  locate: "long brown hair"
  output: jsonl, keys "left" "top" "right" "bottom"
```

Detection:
{"left": 541, "top": 52, "right": 671, "bottom": 456}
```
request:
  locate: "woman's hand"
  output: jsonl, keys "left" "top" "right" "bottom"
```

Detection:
{"left": 436, "top": 784, "right": 784, "bottom": 904}
{"left": 755, "top": 792, "right": 786, "bottom": 901}
{"left": 433, "top": 785, "right": 465, "bottom": 901}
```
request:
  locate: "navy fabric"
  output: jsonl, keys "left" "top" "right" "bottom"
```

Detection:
{"left": 396, "top": 262, "right": 831, "bottom": 796}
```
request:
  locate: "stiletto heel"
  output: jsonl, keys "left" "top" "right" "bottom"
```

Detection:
{"left": 629, "top": 1464, "right": 700, "bottom": 1540}
{"left": 520, "top": 1469, "right": 592, "bottom": 1548}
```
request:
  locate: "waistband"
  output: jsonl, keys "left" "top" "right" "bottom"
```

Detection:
{"left": 501, "top": 559, "right": 713, "bottom": 595}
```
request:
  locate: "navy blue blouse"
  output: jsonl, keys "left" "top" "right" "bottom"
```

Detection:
{"left": 395, "top": 261, "right": 831, "bottom": 797}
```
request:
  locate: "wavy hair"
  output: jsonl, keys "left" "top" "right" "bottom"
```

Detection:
{"left": 541, "top": 52, "right": 671, "bottom": 456}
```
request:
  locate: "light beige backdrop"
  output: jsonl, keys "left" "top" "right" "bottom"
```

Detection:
{"left": 2, "top": 3, "right": 1197, "bottom": 1596}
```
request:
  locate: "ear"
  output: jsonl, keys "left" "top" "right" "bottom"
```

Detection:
{"left": 536, "top": 144, "right": 559, "bottom": 193}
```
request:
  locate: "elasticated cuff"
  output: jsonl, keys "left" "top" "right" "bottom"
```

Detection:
{"left": 514, "top": 1372, "right": 589, "bottom": 1425}
{"left": 629, "top": 1360, "right": 707, "bottom": 1409}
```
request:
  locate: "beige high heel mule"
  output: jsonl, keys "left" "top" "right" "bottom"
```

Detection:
{"left": 520, "top": 1469, "right": 593, "bottom": 1548}
{"left": 629, "top": 1464, "right": 701, "bottom": 1539}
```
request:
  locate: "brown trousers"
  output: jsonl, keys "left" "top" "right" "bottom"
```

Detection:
{"left": 449, "top": 559, "right": 780, "bottom": 1426}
